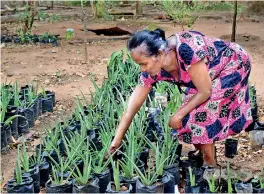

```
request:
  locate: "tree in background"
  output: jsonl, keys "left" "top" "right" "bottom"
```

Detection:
{"left": 231, "top": 0, "right": 238, "bottom": 42}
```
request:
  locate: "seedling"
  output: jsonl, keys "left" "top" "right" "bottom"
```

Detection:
{"left": 188, "top": 166, "right": 196, "bottom": 187}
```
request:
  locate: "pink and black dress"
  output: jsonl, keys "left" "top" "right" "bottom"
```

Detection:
{"left": 139, "top": 31, "right": 253, "bottom": 144}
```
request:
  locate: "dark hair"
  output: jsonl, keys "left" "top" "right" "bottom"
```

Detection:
{"left": 127, "top": 28, "right": 168, "bottom": 56}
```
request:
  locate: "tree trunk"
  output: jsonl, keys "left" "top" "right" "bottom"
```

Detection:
{"left": 51, "top": 1, "right": 54, "bottom": 9}
{"left": 231, "top": 0, "right": 237, "bottom": 42}
{"left": 81, "top": 0, "right": 88, "bottom": 64}
{"left": 136, "top": 1, "right": 143, "bottom": 16}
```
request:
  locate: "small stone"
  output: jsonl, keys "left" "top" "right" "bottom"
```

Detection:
{"left": 0, "top": 43, "right": 5, "bottom": 48}
{"left": 44, "top": 79, "right": 50, "bottom": 84}
{"left": 52, "top": 50, "right": 57, "bottom": 53}
{"left": 7, "top": 72, "right": 13, "bottom": 77}
{"left": 35, "top": 120, "right": 40, "bottom": 125}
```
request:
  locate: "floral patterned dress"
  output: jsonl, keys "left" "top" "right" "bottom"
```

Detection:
{"left": 139, "top": 31, "right": 253, "bottom": 144}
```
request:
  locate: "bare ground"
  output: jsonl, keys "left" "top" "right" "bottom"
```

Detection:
{"left": 1, "top": 6, "right": 264, "bottom": 190}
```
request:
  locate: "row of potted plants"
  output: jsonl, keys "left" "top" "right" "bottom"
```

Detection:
{"left": 1, "top": 82, "right": 55, "bottom": 154}
{"left": 0, "top": 33, "right": 59, "bottom": 46}
{"left": 4, "top": 49, "right": 263, "bottom": 193}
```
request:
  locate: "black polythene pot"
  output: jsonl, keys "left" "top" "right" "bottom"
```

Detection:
{"left": 94, "top": 169, "right": 111, "bottom": 193}
{"left": 188, "top": 150, "right": 204, "bottom": 168}
{"left": 235, "top": 182, "right": 253, "bottom": 193}
{"left": 164, "top": 162, "right": 180, "bottom": 185}
{"left": 5, "top": 106, "right": 19, "bottom": 139}
{"left": 72, "top": 176, "right": 100, "bottom": 193}
{"left": 42, "top": 96, "right": 53, "bottom": 113}
{"left": 136, "top": 177, "right": 164, "bottom": 193}
{"left": 184, "top": 185, "right": 201, "bottom": 193}
{"left": 39, "top": 160, "right": 50, "bottom": 187}
{"left": 45, "top": 90, "right": 56, "bottom": 107}
{"left": 162, "top": 171, "right": 175, "bottom": 193}
{"left": 17, "top": 108, "right": 29, "bottom": 134}
{"left": 254, "top": 121, "right": 264, "bottom": 131}
{"left": 6, "top": 176, "right": 34, "bottom": 193}
{"left": 225, "top": 138, "right": 238, "bottom": 158}
{"left": 37, "top": 95, "right": 43, "bottom": 116}
{"left": 14, "top": 164, "right": 40, "bottom": 193}
{"left": 120, "top": 176, "right": 138, "bottom": 193}
{"left": 253, "top": 187, "right": 264, "bottom": 193}
{"left": 106, "top": 182, "right": 133, "bottom": 193}
{"left": 24, "top": 107, "right": 35, "bottom": 128}
{"left": 45, "top": 179, "right": 73, "bottom": 193}
{"left": 185, "top": 168, "right": 203, "bottom": 187}
{"left": 32, "top": 99, "right": 39, "bottom": 121}
{"left": 1, "top": 122, "right": 8, "bottom": 154}
{"left": 137, "top": 148, "right": 149, "bottom": 170}
{"left": 4, "top": 123, "right": 12, "bottom": 144}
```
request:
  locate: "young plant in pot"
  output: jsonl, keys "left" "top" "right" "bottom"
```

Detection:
{"left": 119, "top": 123, "right": 145, "bottom": 193}
{"left": 16, "top": 140, "right": 40, "bottom": 193}
{"left": 106, "top": 159, "right": 133, "bottom": 193}
{"left": 29, "top": 144, "right": 50, "bottom": 187}
{"left": 133, "top": 140, "right": 171, "bottom": 193}
{"left": 184, "top": 167, "right": 200, "bottom": 193}
{"left": 46, "top": 165, "right": 73, "bottom": 193}
{"left": 160, "top": 110, "right": 181, "bottom": 186}
{"left": 6, "top": 157, "right": 34, "bottom": 193}
{"left": 1, "top": 86, "right": 13, "bottom": 148}
{"left": 70, "top": 147, "right": 99, "bottom": 193}
{"left": 205, "top": 174, "right": 218, "bottom": 193}
{"left": 90, "top": 144, "right": 111, "bottom": 193}
{"left": 252, "top": 171, "right": 264, "bottom": 193}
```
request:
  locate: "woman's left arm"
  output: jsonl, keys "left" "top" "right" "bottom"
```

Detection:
{"left": 169, "top": 58, "right": 212, "bottom": 129}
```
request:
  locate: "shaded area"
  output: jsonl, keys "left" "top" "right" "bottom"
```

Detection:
{"left": 87, "top": 26, "right": 132, "bottom": 36}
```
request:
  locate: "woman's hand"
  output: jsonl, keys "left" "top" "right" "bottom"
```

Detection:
{"left": 169, "top": 112, "right": 184, "bottom": 129}
{"left": 105, "top": 139, "right": 122, "bottom": 160}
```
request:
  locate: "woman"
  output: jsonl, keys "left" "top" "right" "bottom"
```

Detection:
{"left": 109, "top": 28, "right": 253, "bottom": 166}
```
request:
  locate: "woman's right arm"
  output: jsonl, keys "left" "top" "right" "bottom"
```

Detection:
{"left": 109, "top": 84, "right": 151, "bottom": 152}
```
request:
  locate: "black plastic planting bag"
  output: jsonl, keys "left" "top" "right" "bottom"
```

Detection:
{"left": 17, "top": 108, "right": 29, "bottom": 134}
{"left": 225, "top": 138, "right": 238, "bottom": 158}
{"left": 164, "top": 162, "right": 180, "bottom": 185}
{"left": 162, "top": 171, "right": 175, "bottom": 193}
{"left": 46, "top": 90, "right": 56, "bottom": 107}
{"left": 39, "top": 160, "right": 50, "bottom": 187}
{"left": 94, "top": 169, "right": 111, "bottom": 193}
{"left": 42, "top": 96, "right": 53, "bottom": 113}
{"left": 73, "top": 177, "right": 100, "bottom": 193}
{"left": 136, "top": 178, "right": 164, "bottom": 193}
{"left": 21, "top": 164, "right": 40, "bottom": 193}
{"left": 146, "top": 108, "right": 163, "bottom": 142}
{"left": 5, "top": 106, "right": 19, "bottom": 139}
{"left": 185, "top": 167, "right": 203, "bottom": 187}
{"left": 4, "top": 124, "right": 12, "bottom": 144}
{"left": 120, "top": 176, "right": 138, "bottom": 193}
{"left": 185, "top": 185, "right": 201, "bottom": 193}
{"left": 6, "top": 176, "right": 34, "bottom": 193}
{"left": 32, "top": 99, "right": 39, "bottom": 120}
{"left": 25, "top": 107, "right": 35, "bottom": 128}
{"left": 235, "top": 183, "right": 253, "bottom": 193}
{"left": 46, "top": 179, "right": 73, "bottom": 193}
{"left": 1, "top": 123, "right": 8, "bottom": 152}
{"left": 188, "top": 150, "right": 204, "bottom": 168}
{"left": 106, "top": 182, "right": 133, "bottom": 193}
{"left": 37, "top": 96, "right": 42, "bottom": 116}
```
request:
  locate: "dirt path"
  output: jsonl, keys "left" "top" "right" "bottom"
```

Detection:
{"left": 1, "top": 11, "right": 264, "bottom": 188}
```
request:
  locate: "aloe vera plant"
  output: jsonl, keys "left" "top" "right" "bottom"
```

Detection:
{"left": 20, "top": 138, "right": 30, "bottom": 172}
{"left": 188, "top": 166, "right": 196, "bottom": 187}
{"left": 70, "top": 147, "right": 92, "bottom": 185}
{"left": 227, "top": 161, "right": 233, "bottom": 194}
{"left": 16, "top": 146, "right": 23, "bottom": 184}
{"left": 207, "top": 174, "right": 218, "bottom": 192}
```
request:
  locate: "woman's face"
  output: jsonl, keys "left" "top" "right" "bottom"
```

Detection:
{"left": 131, "top": 50, "right": 164, "bottom": 77}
